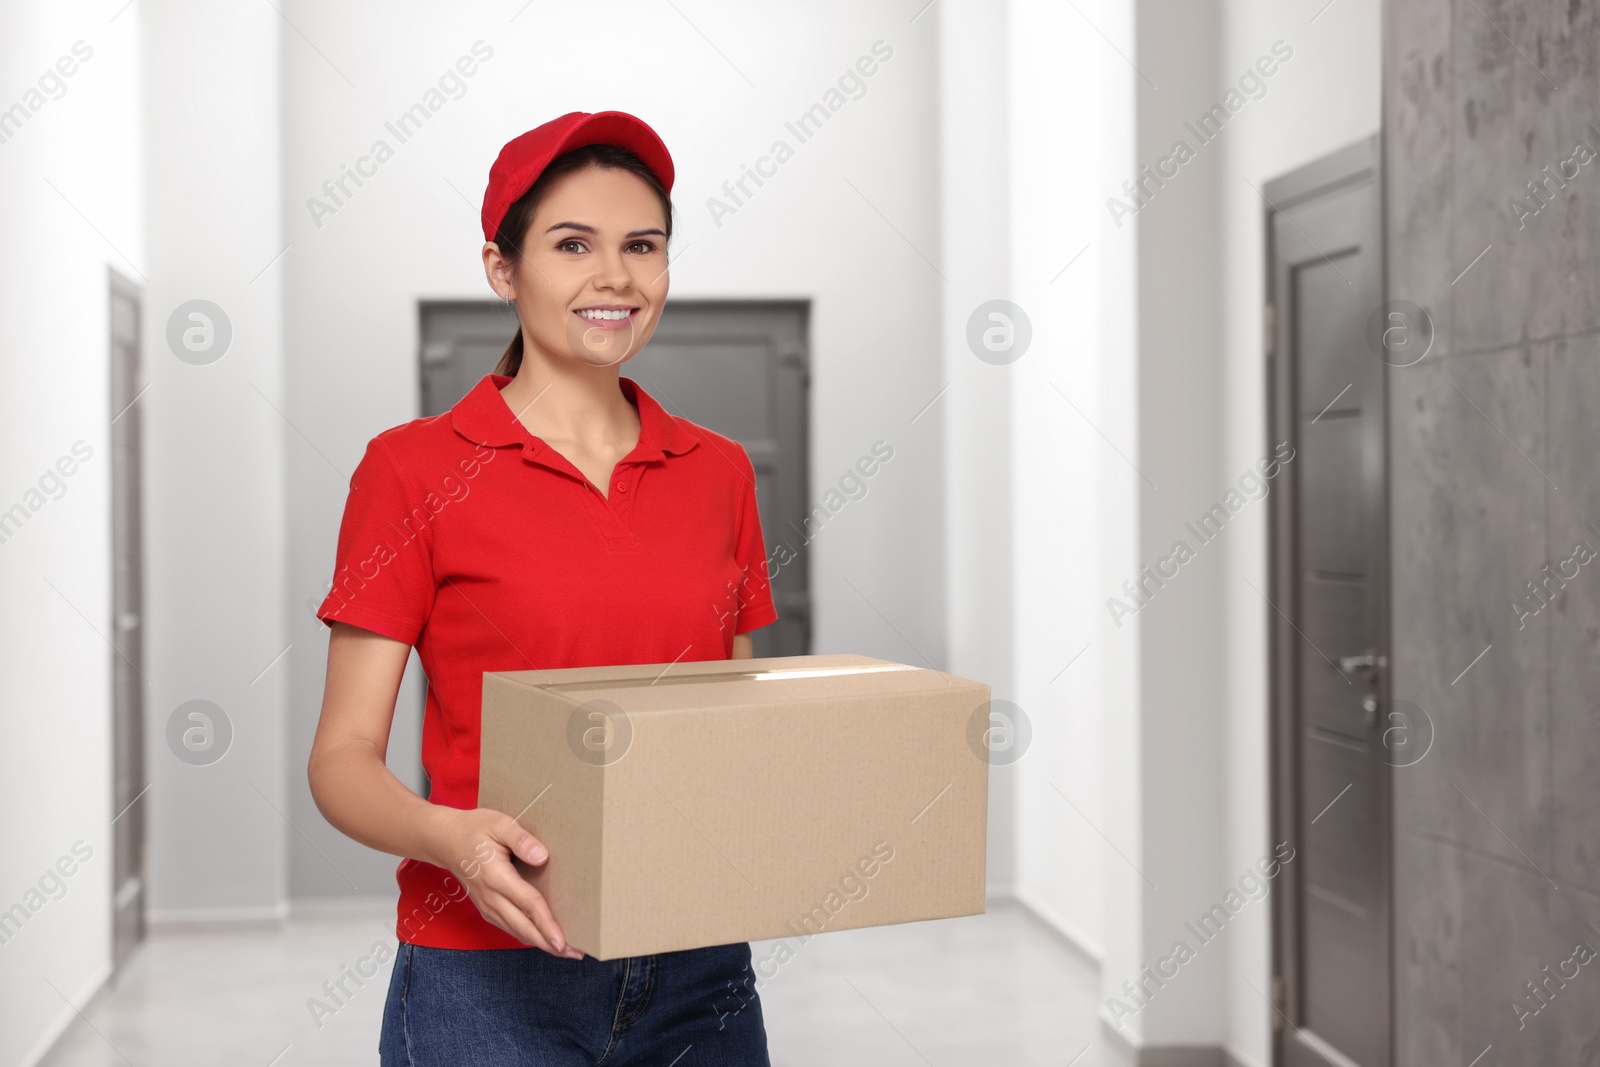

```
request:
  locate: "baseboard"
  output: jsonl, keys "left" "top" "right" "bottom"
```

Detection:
{"left": 289, "top": 894, "right": 398, "bottom": 917}
{"left": 994, "top": 891, "right": 1260, "bottom": 1067}
{"left": 1006, "top": 884, "right": 1104, "bottom": 965}
{"left": 1099, "top": 1015, "right": 1226, "bottom": 1067}
{"left": 146, "top": 900, "right": 289, "bottom": 927}
{"left": 22, "top": 960, "right": 111, "bottom": 1067}
{"left": 148, "top": 896, "right": 396, "bottom": 924}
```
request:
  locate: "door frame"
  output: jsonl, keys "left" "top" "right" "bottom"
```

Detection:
{"left": 1264, "top": 132, "right": 1393, "bottom": 1067}
{"left": 108, "top": 265, "right": 147, "bottom": 973}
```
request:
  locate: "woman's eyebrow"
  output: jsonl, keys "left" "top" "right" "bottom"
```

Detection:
{"left": 546, "top": 221, "right": 667, "bottom": 239}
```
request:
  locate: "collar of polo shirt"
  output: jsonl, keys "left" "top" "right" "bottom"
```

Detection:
{"left": 450, "top": 372, "right": 701, "bottom": 463}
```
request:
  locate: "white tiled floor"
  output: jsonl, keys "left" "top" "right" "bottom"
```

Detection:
{"left": 39, "top": 899, "right": 1124, "bottom": 1067}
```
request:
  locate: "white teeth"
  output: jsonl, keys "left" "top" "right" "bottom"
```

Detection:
{"left": 577, "top": 308, "right": 633, "bottom": 321}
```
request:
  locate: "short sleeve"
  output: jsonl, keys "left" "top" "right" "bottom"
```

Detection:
{"left": 731, "top": 446, "right": 779, "bottom": 634}
{"left": 316, "top": 435, "right": 438, "bottom": 645}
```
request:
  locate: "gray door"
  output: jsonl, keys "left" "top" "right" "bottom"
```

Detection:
{"left": 1266, "top": 134, "right": 1392, "bottom": 1067}
{"left": 108, "top": 268, "right": 146, "bottom": 972}
{"left": 418, "top": 299, "right": 811, "bottom": 658}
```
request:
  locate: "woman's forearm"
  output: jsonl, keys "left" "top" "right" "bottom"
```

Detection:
{"left": 308, "top": 739, "right": 456, "bottom": 872}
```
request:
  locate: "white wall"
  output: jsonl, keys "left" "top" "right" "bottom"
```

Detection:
{"left": 0, "top": 3, "right": 143, "bottom": 1063}
{"left": 993, "top": 0, "right": 1238, "bottom": 1049}
{"left": 282, "top": 0, "right": 950, "bottom": 898}
{"left": 1217, "top": 1, "right": 1381, "bottom": 1063}
{"left": 936, "top": 0, "right": 1019, "bottom": 903}
{"left": 1093, "top": 0, "right": 1150, "bottom": 1043}
{"left": 141, "top": 0, "right": 289, "bottom": 925}
{"left": 1004, "top": 0, "right": 1112, "bottom": 955}
{"left": 1093, "top": 0, "right": 1237, "bottom": 1050}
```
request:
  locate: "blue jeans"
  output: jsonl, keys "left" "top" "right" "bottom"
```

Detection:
{"left": 378, "top": 940, "right": 772, "bottom": 1066}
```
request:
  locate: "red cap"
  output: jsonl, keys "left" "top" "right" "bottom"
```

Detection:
{"left": 480, "top": 110, "right": 675, "bottom": 244}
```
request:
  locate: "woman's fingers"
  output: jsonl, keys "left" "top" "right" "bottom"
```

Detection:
{"left": 487, "top": 863, "right": 568, "bottom": 954}
{"left": 493, "top": 814, "right": 548, "bottom": 867}
{"left": 453, "top": 811, "right": 578, "bottom": 957}
{"left": 484, "top": 887, "right": 579, "bottom": 957}
{"left": 483, "top": 816, "right": 568, "bottom": 952}
{"left": 481, "top": 894, "right": 554, "bottom": 952}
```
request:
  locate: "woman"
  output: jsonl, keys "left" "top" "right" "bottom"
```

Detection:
{"left": 308, "top": 111, "right": 778, "bottom": 1066}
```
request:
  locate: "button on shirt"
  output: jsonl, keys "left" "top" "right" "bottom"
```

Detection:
{"left": 316, "top": 372, "right": 778, "bottom": 950}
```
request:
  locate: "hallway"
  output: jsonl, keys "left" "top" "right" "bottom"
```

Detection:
{"left": 38, "top": 901, "right": 1105, "bottom": 1067}
{"left": 8, "top": 0, "right": 1600, "bottom": 1062}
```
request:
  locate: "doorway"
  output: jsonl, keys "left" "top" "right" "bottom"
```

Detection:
{"left": 108, "top": 268, "right": 146, "bottom": 973}
{"left": 1265, "top": 134, "right": 1392, "bottom": 1067}
{"left": 417, "top": 298, "right": 812, "bottom": 659}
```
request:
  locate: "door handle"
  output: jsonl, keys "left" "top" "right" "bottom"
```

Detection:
{"left": 1339, "top": 650, "right": 1385, "bottom": 728}
{"left": 1337, "top": 650, "right": 1385, "bottom": 680}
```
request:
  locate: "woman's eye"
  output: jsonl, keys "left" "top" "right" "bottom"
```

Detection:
{"left": 557, "top": 239, "right": 586, "bottom": 253}
{"left": 627, "top": 240, "right": 658, "bottom": 254}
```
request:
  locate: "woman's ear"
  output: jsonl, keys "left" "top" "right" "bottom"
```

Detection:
{"left": 482, "top": 241, "right": 513, "bottom": 301}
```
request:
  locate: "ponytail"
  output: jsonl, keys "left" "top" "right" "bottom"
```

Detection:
{"left": 493, "top": 327, "right": 523, "bottom": 376}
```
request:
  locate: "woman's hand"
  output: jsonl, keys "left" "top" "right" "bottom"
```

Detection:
{"left": 424, "top": 806, "right": 583, "bottom": 959}
{"left": 309, "top": 625, "right": 582, "bottom": 959}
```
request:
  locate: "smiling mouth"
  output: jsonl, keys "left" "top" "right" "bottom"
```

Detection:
{"left": 575, "top": 307, "right": 637, "bottom": 331}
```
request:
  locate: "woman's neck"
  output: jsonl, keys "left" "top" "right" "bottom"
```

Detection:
{"left": 497, "top": 349, "right": 637, "bottom": 448}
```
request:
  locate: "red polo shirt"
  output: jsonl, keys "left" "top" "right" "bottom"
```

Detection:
{"left": 316, "top": 372, "right": 778, "bottom": 949}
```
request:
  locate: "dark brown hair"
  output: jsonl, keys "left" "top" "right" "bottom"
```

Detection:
{"left": 490, "top": 143, "right": 674, "bottom": 377}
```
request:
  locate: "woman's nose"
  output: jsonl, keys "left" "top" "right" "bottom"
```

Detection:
{"left": 593, "top": 248, "right": 632, "bottom": 289}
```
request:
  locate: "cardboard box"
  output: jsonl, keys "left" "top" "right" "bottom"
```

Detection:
{"left": 479, "top": 653, "right": 989, "bottom": 960}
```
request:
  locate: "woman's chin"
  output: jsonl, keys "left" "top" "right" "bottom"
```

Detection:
{"left": 563, "top": 316, "right": 641, "bottom": 367}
